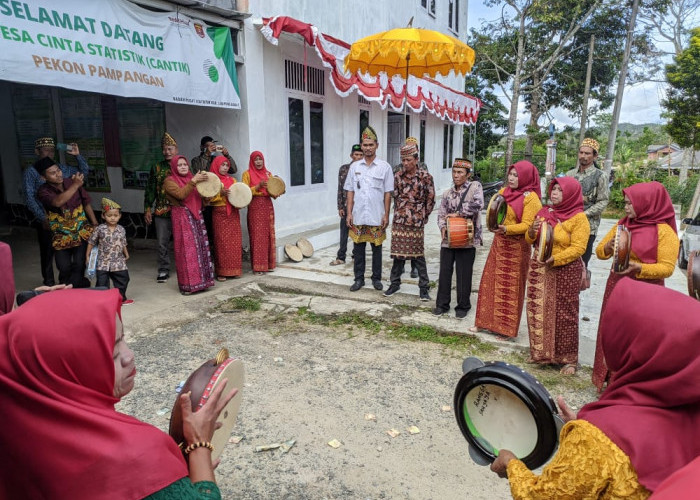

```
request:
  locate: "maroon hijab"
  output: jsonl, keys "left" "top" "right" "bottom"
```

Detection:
{"left": 536, "top": 177, "right": 584, "bottom": 227}
{"left": 0, "top": 289, "right": 187, "bottom": 499}
{"left": 0, "top": 242, "right": 14, "bottom": 315}
{"left": 619, "top": 181, "right": 677, "bottom": 263}
{"left": 209, "top": 155, "right": 236, "bottom": 216}
{"left": 501, "top": 160, "right": 542, "bottom": 222}
{"left": 168, "top": 155, "right": 203, "bottom": 220}
{"left": 578, "top": 279, "right": 700, "bottom": 491}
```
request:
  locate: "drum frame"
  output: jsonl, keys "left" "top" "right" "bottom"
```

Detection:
{"left": 446, "top": 215, "right": 474, "bottom": 249}
{"left": 486, "top": 194, "right": 507, "bottom": 232}
{"left": 612, "top": 225, "right": 631, "bottom": 273}
{"left": 688, "top": 250, "right": 700, "bottom": 300}
{"left": 536, "top": 224, "right": 554, "bottom": 263}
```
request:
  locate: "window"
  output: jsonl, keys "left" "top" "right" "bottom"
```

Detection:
{"left": 448, "top": 0, "right": 460, "bottom": 33}
{"left": 420, "top": 119, "right": 426, "bottom": 164}
{"left": 443, "top": 124, "right": 454, "bottom": 169}
{"left": 359, "top": 95, "right": 370, "bottom": 140}
{"left": 421, "top": 0, "right": 436, "bottom": 16}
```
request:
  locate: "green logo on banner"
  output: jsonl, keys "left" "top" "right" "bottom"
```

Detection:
{"left": 208, "top": 65, "right": 219, "bottom": 82}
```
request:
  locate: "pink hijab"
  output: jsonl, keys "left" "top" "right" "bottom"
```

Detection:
{"left": 247, "top": 151, "right": 271, "bottom": 197}
{"left": 209, "top": 156, "right": 236, "bottom": 216}
{"left": 501, "top": 160, "right": 542, "bottom": 222}
{"left": 168, "top": 155, "right": 203, "bottom": 220}
{"left": 536, "top": 177, "right": 584, "bottom": 227}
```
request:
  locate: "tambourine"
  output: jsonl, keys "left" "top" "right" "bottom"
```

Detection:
{"left": 454, "top": 357, "right": 564, "bottom": 470}
{"left": 296, "top": 238, "right": 314, "bottom": 258}
{"left": 284, "top": 243, "right": 303, "bottom": 262}
{"left": 267, "top": 176, "right": 286, "bottom": 197}
{"left": 688, "top": 250, "right": 700, "bottom": 300}
{"left": 446, "top": 215, "right": 474, "bottom": 249}
{"left": 169, "top": 348, "right": 244, "bottom": 461}
{"left": 486, "top": 194, "right": 507, "bottom": 232}
{"left": 227, "top": 182, "right": 252, "bottom": 208}
{"left": 612, "top": 225, "right": 631, "bottom": 273}
{"left": 196, "top": 172, "right": 223, "bottom": 198}
{"left": 536, "top": 222, "right": 554, "bottom": 263}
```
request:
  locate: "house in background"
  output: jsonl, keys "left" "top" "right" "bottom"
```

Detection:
{"left": 647, "top": 143, "right": 681, "bottom": 162}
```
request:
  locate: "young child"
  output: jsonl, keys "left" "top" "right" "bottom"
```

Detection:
{"left": 86, "top": 198, "right": 132, "bottom": 304}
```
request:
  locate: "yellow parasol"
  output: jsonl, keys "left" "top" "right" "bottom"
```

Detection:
{"left": 344, "top": 24, "right": 475, "bottom": 78}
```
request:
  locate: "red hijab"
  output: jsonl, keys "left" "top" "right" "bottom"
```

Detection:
{"left": 501, "top": 160, "right": 542, "bottom": 222}
{"left": 0, "top": 289, "right": 187, "bottom": 499}
{"left": 650, "top": 457, "right": 700, "bottom": 499}
{"left": 577, "top": 279, "right": 700, "bottom": 491}
{"left": 209, "top": 155, "right": 236, "bottom": 216}
{"left": 619, "top": 181, "right": 677, "bottom": 263}
{"left": 168, "top": 155, "right": 203, "bottom": 220}
{"left": 536, "top": 177, "right": 584, "bottom": 227}
{"left": 247, "top": 151, "right": 270, "bottom": 197}
{"left": 0, "top": 242, "right": 14, "bottom": 315}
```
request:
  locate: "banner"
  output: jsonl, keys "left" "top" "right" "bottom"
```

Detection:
{"left": 0, "top": 0, "right": 241, "bottom": 109}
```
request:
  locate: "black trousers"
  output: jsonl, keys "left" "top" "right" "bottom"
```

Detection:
{"left": 35, "top": 223, "right": 55, "bottom": 286}
{"left": 353, "top": 241, "right": 382, "bottom": 282}
{"left": 390, "top": 256, "right": 429, "bottom": 290}
{"left": 96, "top": 269, "right": 130, "bottom": 300}
{"left": 436, "top": 247, "right": 475, "bottom": 314}
{"left": 336, "top": 218, "right": 350, "bottom": 261}
{"left": 202, "top": 205, "right": 214, "bottom": 253}
{"left": 54, "top": 241, "right": 90, "bottom": 288}
{"left": 581, "top": 234, "right": 596, "bottom": 267}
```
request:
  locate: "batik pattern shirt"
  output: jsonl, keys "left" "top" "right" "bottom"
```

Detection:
{"left": 437, "top": 181, "right": 484, "bottom": 248}
{"left": 337, "top": 163, "right": 351, "bottom": 212}
{"left": 566, "top": 165, "right": 609, "bottom": 234}
{"left": 37, "top": 178, "right": 93, "bottom": 250}
{"left": 23, "top": 156, "right": 90, "bottom": 223}
{"left": 144, "top": 160, "right": 172, "bottom": 217}
{"left": 88, "top": 224, "right": 128, "bottom": 272}
{"left": 392, "top": 169, "right": 435, "bottom": 228}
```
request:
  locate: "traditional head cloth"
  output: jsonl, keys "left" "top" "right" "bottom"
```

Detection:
{"left": 536, "top": 177, "right": 584, "bottom": 227}
{"left": 501, "top": 160, "right": 542, "bottom": 222}
{"left": 580, "top": 137, "right": 600, "bottom": 154}
{"left": 361, "top": 126, "right": 378, "bottom": 142}
{"left": 400, "top": 143, "right": 418, "bottom": 159}
{"left": 452, "top": 158, "right": 472, "bottom": 171}
{"left": 350, "top": 144, "right": 362, "bottom": 153}
{"left": 619, "top": 181, "right": 677, "bottom": 263}
{"left": 209, "top": 155, "right": 236, "bottom": 215}
{"left": 0, "top": 289, "right": 188, "bottom": 498}
{"left": 34, "top": 137, "right": 55, "bottom": 149}
{"left": 161, "top": 132, "right": 177, "bottom": 147}
{"left": 33, "top": 156, "right": 56, "bottom": 176}
{"left": 168, "top": 155, "right": 202, "bottom": 220}
{"left": 247, "top": 151, "right": 271, "bottom": 197}
{"left": 578, "top": 280, "right": 700, "bottom": 491}
{"left": 405, "top": 136, "right": 420, "bottom": 152}
{"left": 101, "top": 197, "right": 121, "bottom": 212}
{"left": 0, "top": 242, "right": 14, "bottom": 316}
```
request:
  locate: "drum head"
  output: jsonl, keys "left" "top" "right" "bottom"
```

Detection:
{"left": 228, "top": 182, "right": 252, "bottom": 208}
{"left": 688, "top": 250, "right": 700, "bottom": 300}
{"left": 296, "top": 238, "right": 314, "bottom": 258}
{"left": 196, "top": 172, "right": 222, "bottom": 198}
{"left": 284, "top": 243, "right": 303, "bottom": 262}
{"left": 487, "top": 194, "right": 507, "bottom": 231}
{"left": 454, "top": 360, "right": 561, "bottom": 469}
{"left": 537, "top": 224, "right": 553, "bottom": 263}
{"left": 267, "top": 176, "right": 286, "bottom": 197}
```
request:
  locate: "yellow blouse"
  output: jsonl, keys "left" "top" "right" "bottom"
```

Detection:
{"left": 507, "top": 420, "right": 650, "bottom": 500}
{"left": 242, "top": 170, "right": 272, "bottom": 197}
{"left": 525, "top": 212, "right": 590, "bottom": 267}
{"left": 595, "top": 223, "right": 679, "bottom": 280}
{"left": 499, "top": 190, "right": 543, "bottom": 236}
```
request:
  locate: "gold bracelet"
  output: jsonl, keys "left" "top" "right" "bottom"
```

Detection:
{"left": 184, "top": 441, "right": 214, "bottom": 455}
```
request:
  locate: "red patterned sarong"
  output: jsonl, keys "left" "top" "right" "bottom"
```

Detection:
{"left": 474, "top": 234, "right": 530, "bottom": 337}
{"left": 390, "top": 223, "right": 424, "bottom": 259}
{"left": 526, "top": 257, "right": 583, "bottom": 365}
{"left": 212, "top": 205, "right": 242, "bottom": 277}
{"left": 171, "top": 206, "right": 214, "bottom": 293}
{"left": 247, "top": 196, "right": 276, "bottom": 272}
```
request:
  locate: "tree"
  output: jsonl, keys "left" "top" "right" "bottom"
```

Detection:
{"left": 463, "top": 75, "right": 508, "bottom": 160}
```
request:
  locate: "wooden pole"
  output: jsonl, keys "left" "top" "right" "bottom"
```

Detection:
{"left": 578, "top": 35, "right": 595, "bottom": 148}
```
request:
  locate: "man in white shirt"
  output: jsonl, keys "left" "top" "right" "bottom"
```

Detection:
{"left": 344, "top": 126, "right": 394, "bottom": 291}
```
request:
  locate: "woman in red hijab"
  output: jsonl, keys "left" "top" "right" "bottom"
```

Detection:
{"left": 163, "top": 155, "right": 215, "bottom": 294}
{"left": 208, "top": 156, "right": 243, "bottom": 280}
{"left": 242, "top": 151, "right": 279, "bottom": 274}
{"left": 471, "top": 160, "right": 542, "bottom": 337}
{"left": 592, "top": 181, "right": 679, "bottom": 390}
{"left": 0, "top": 288, "right": 237, "bottom": 499}
{"left": 491, "top": 279, "right": 700, "bottom": 498}
{"left": 524, "top": 177, "right": 589, "bottom": 374}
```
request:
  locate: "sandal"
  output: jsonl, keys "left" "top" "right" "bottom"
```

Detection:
{"left": 329, "top": 259, "right": 345, "bottom": 266}
{"left": 560, "top": 364, "right": 578, "bottom": 376}
{"left": 216, "top": 276, "right": 227, "bottom": 282}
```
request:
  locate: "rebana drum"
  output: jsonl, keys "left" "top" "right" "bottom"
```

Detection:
{"left": 536, "top": 223, "right": 554, "bottom": 263}
{"left": 454, "top": 357, "right": 564, "bottom": 469}
{"left": 227, "top": 183, "right": 253, "bottom": 208}
{"left": 688, "top": 250, "right": 700, "bottom": 300}
{"left": 267, "top": 176, "right": 286, "bottom": 197}
{"left": 196, "top": 172, "right": 222, "bottom": 198}
{"left": 486, "top": 194, "right": 507, "bottom": 232}
{"left": 446, "top": 215, "right": 474, "bottom": 249}
{"left": 612, "top": 225, "right": 631, "bottom": 273}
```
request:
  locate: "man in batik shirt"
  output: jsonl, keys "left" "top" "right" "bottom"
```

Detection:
{"left": 330, "top": 144, "right": 363, "bottom": 266}
{"left": 384, "top": 142, "right": 435, "bottom": 301}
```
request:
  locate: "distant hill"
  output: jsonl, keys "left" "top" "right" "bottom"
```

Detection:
{"left": 616, "top": 123, "right": 664, "bottom": 135}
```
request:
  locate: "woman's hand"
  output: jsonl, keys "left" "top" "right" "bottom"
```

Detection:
{"left": 616, "top": 261, "right": 641, "bottom": 276}
{"left": 192, "top": 171, "right": 208, "bottom": 184}
{"left": 556, "top": 395, "right": 577, "bottom": 422}
{"left": 528, "top": 218, "right": 542, "bottom": 239}
{"left": 257, "top": 180, "right": 267, "bottom": 190}
{"left": 490, "top": 450, "right": 518, "bottom": 478}
{"left": 604, "top": 240, "right": 614, "bottom": 256}
{"left": 179, "top": 379, "right": 238, "bottom": 445}
{"left": 496, "top": 224, "right": 507, "bottom": 235}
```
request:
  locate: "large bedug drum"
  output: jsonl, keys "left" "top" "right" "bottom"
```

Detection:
{"left": 196, "top": 172, "right": 223, "bottom": 199}
{"left": 169, "top": 348, "right": 244, "bottom": 460}
{"left": 486, "top": 194, "right": 507, "bottom": 232}
{"left": 454, "top": 357, "right": 564, "bottom": 469}
{"left": 446, "top": 215, "right": 474, "bottom": 249}
{"left": 612, "top": 225, "right": 631, "bottom": 273}
{"left": 536, "top": 222, "right": 554, "bottom": 263}
{"left": 227, "top": 182, "right": 253, "bottom": 208}
{"left": 688, "top": 250, "right": 700, "bottom": 300}
{"left": 266, "top": 176, "right": 286, "bottom": 197}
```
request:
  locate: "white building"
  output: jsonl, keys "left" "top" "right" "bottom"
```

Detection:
{"left": 0, "top": 0, "right": 479, "bottom": 247}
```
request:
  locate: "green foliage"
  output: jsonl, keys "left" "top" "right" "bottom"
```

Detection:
{"left": 219, "top": 296, "right": 261, "bottom": 312}
{"left": 663, "top": 27, "right": 700, "bottom": 149}
{"left": 650, "top": 172, "right": 700, "bottom": 213}
{"left": 465, "top": 76, "right": 508, "bottom": 160}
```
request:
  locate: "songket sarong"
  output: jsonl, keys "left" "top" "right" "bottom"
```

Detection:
{"left": 592, "top": 272, "right": 664, "bottom": 391}
{"left": 474, "top": 234, "right": 530, "bottom": 337}
{"left": 171, "top": 206, "right": 214, "bottom": 293}
{"left": 390, "top": 223, "right": 424, "bottom": 259}
{"left": 247, "top": 196, "right": 276, "bottom": 272}
{"left": 526, "top": 257, "right": 583, "bottom": 365}
{"left": 349, "top": 224, "right": 386, "bottom": 246}
{"left": 212, "top": 205, "right": 242, "bottom": 277}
